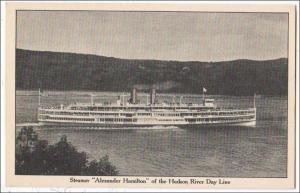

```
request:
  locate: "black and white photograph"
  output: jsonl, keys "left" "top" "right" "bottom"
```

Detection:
{"left": 2, "top": 2, "right": 297, "bottom": 190}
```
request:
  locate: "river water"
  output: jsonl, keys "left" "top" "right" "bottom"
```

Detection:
{"left": 16, "top": 90, "right": 287, "bottom": 177}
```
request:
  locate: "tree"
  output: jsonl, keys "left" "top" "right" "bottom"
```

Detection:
{"left": 15, "top": 128, "right": 119, "bottom": 176}
{"left": 84, "top": 155, "right": 119, "bottom": 176}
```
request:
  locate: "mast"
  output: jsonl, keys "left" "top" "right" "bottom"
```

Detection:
{"left": 146, "top": 94, "right": 149, "bottom": 105}
{"left": 90, "top": 94, "right": 94, "bottom": 106}
{"left": 173, "top": 96, "right": 176, "bottom": 111}
{"left": 37, "top": 88, "right": 41, "bottom": 121}
{"left": 253, "top": 93, "right": 256, "bottom": 108}
{"left": 180, "top": 96, "right": 182, "bottom": 106}
{"left": 203, "top": 87, "right": 206, "bottom": 105}
{"left": 38, "top": 88, "right": 41, "bottom": 107}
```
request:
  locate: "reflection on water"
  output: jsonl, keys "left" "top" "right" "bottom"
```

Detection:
{"left": 16, "top": 91, "right": 287, "bottom": 177}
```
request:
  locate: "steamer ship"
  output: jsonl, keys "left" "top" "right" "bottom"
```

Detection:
{"left": 38, "top": 88, "right": 256, "bottom": 127}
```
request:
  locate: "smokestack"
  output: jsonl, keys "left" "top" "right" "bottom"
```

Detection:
{"left": 150, "top": 88, "right": 156, "bottom": 105}
{"left": 130, "top": 88, "right": 137, "bottom": 104}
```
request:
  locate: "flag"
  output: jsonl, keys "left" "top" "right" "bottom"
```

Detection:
{"left": 203, "top": 87, "right": 207, "bottom": 93}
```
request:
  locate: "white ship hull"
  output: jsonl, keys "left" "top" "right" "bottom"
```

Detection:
{"left": 39, "top": 119, "right": 256, "bottom": 128}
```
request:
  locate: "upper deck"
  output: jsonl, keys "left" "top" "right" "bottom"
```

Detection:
{"left": 39, "top": 97, "right": 216, "bottom": 111}
{"left": 38, "top": 88, "right": 256, "bottom": 114}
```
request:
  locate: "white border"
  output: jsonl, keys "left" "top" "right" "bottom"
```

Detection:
{"left": 1, "top": 1, "right": 299, "bottom": 192}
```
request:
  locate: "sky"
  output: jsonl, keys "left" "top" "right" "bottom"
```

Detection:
{"left": 17, "top": 11, "right": 288, "bottom": 62}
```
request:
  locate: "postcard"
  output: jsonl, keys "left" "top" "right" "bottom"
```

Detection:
{"left": 2, "top": 1, "right": 297, "bottom": 191}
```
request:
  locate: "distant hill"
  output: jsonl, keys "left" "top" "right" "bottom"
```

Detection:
{"left": 16, "top": 49, "right": 288, "bottom": 96}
